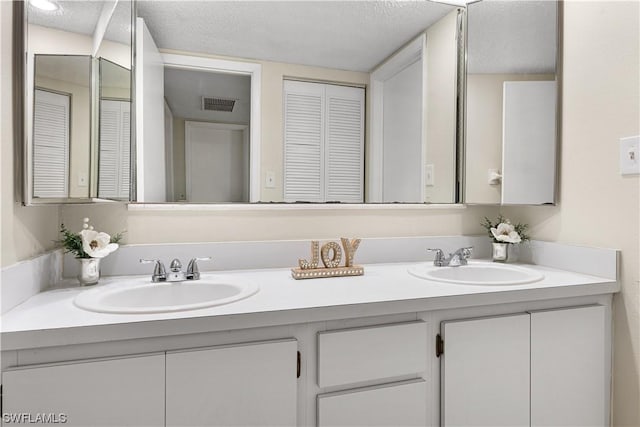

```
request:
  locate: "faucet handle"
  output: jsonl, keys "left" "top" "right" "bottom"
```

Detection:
{"left": 459, "top": 246, "right": 474, "bottom": 257}
{"left": 427, "top": 248, "right": 444, "bottom": 257}
{"left": 169, "top": 258, "right": 182, "bottom": 272}
{"left": 140, "top": 259, "right": 166, "bottom": 281}
{"left": 427, "top": 248, "right": 445, "bottom": 266}
{"left": 186, "top": 257, "right": 212, "bottom": 280}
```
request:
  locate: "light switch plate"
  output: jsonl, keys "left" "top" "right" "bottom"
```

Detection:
{"left": 425, "top": 164, "right": 435, "bottom": 187}
{"left": 620, "top": 136, "right": 640, "bottom": 175}
{"left": 265, "top": 170, "right": 276, "bottom": 188}
{"left": 78, "top": 172, "right": 88, "bottom": 187}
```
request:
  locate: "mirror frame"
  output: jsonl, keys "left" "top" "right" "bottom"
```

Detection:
{"left": 460, "top": 0, "right": 563, "bottom": 206}
{"left": 17, "top": 0, "right": 136, "bottom": 205}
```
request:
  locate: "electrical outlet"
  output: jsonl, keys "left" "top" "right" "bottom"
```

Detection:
{"left": 620, "top": 136, "right": 640, "bottom": 175}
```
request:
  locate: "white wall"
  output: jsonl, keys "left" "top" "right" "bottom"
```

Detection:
{"left": 1, "top": 3, "right": 59, "bottom": 267}
{"left": 503, "top": 2, "right": 639, "bottom": 424}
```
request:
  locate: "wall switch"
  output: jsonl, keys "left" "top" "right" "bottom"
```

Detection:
{"left": 265, "top": 170, "right": 276, "bottom": 188}
{"left": 425, "top": 164, "right": 435, "bottom": 187}
{"left": 78, "top": 172, "right": 88, "bottom": 187}
{"left": 620, "top": 136, "right": 640, "bottom": 175}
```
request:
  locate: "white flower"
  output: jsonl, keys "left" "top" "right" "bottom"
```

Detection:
{"left": 490, "top": 222, "right": 522, "bottom": 244}
{"left": 80, "top": 229, "right": 119, "bottom": 258}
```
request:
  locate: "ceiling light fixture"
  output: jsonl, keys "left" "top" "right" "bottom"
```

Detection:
{"left": 29, "top": 0, "right": 59, "bottom": 12}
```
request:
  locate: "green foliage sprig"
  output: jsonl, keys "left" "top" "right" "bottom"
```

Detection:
{"left": 481, "top": 214, "right": 530, "bottom": 244}
{"left": 57, "top": 222, "right": 124, "bottom": 259}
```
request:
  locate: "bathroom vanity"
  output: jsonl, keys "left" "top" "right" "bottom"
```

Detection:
{"left": 0, "top": 249, "right": 617, "bottom": 427}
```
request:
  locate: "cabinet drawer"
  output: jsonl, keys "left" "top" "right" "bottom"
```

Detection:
{"left": 318, "top": 321, "right": 427, "bottom": 388}
{"left": 318, "top": 379, "right": 427, "bottom": 427}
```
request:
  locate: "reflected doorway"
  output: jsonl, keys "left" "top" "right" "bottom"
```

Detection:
{"left": 164, "top": 68, "right": 251, "bottom": 202}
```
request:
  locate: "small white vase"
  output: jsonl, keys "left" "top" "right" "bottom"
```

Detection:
{"left": 492, "top": 243, "right": 509, "bottom": 262}
{"left": 78, "top": 258, "right": 100, "bottom": 286}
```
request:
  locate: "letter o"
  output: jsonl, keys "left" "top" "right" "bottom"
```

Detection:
{"left": 321, "top": 241, "right": 342, "bottom": 268}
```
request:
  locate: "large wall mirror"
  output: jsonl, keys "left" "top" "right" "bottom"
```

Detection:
{"left": 133, "top": 1, "right": 464, "bottom": 204}
{"left": 464, "top": 0, "right": 559, "bottom": 205}
{"left": 22, "top": 0, "right": 133, "bottom": 204}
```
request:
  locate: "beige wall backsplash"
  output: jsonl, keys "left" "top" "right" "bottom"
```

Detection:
{"left": 504, "top": 2, "right": 639, "bottom": 424}
{"left": 465, "top": 73, "right": 554, "bottom": 204}
{"left": 60, "top": 203, "right": 496, "bottom": 246}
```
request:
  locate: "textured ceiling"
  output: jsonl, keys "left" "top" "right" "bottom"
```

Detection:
{"left": 28, "top": 0, "right": 132, "bottom": 45}
{"left": 467, "top": 0, "right": 557, "bottom": 74}
{"left": 164, "top": 67, "right": 251, "bottom": 123}
{"left": 136, "top": 1, "right": 456, "bottom": 72}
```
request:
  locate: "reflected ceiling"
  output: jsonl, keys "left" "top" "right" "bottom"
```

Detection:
{"left": 136, "top": 1, "right": 455, "bottom": 72}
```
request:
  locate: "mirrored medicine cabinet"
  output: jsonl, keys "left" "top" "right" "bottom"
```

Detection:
{"left": 19, "top": 0, "right": 134, "bottom": 205}
{"left": 19, "top": 0, "right": 560, "bottom": 207}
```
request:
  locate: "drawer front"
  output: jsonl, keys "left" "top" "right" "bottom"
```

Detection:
{"left": 318, "top": 321, "right": 427, "bottom": 388}
{"left": 318, "top": 379, "right": 427, "bottom": 427}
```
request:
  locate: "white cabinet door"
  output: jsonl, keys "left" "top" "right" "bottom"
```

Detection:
{"left": 166, "top": 339, "right": 298, "bottom": 427}
{"left": 441, "top": 313, "right": 530, "bottom": 427}
{"left": 531, "top": 305, "right": 607, "bottom": 427}
{"left": 1, "top": 353, "right": 165, "bottom": 427}
{"left": 318, "top": 379, "right": 427, "bottom": 427}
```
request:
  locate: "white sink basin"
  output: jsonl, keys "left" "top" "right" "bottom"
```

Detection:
{"left": 408, "top": 261, "right": 544, "bottom": 285}
{"left": 74, "top": 275, "right": 259, "bottom": 314}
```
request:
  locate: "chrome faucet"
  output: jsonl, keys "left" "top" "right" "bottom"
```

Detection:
{"left": 427, "top": 247, "right": 473, "bottom": 267}
{"left": 140, "top": 257, "right": 212, "bottom": 282}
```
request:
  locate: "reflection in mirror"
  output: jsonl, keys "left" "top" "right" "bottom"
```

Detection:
{"left": 464, "top": 0, "right": 558, "bottom": 205}
{"left": 134, "top": 1, "right": 461, "bottom": 204}
{"left": 98, "top": 58, "right": 131, "bottom": 200}
{"left": 33, "top": 55, "right": 91, "bottom": 199}
{"left": 24, "top": 0, "right": 133, "bottom": 204}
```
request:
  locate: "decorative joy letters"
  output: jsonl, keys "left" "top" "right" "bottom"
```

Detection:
{"left": 291, "top": 238, "right": 363, "bottom": 280}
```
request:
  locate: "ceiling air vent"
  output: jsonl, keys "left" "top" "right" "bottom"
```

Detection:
{"left": 202, "top": 96, "right": 236, "bottom": 112}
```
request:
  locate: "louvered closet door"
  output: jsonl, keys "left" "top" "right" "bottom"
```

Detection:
{"left": 283, "top": 81, "right": 364, "bottom": 202}
{"left": 33, "top": 89, "right": 70, "bottom": 198}
{"left": 99, "top": 100, "right": 131, "bottom": 199}
{"left": 119, "top": 102, "right": 131, "bottom": 199}
{"left": 325, "top": 85, "right": 364, "bottom": 202}
{"left": 284, "top": 81, "right": 325, "bottom": 202}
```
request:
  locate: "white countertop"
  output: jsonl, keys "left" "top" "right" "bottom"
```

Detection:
{"left": 0, "top": 261, "right": 618, "bottom": 350}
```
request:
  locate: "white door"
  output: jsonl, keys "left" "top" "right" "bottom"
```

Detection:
{"left": 1, "top": 354, "right": 165, "bottom": 426}
{"left": 502, "top": 80, "right": 557, "bottom": 204}
{"left": 185, "top": 121, "right": 249, "bottom": 202}
{"left": 441, "top": 314, "right": 530, "bottom": 427}
{"left": 318, "top": 380, "right": 427, "bottom": 427}
{"left": 382, "top": 58, "right": 424, "bottom": 202}
{"left": 530, "top": 305, "right": 607, "bottom": 426}
{"left": 166, "top": 339, "right": 298, "bottom": 427}
{"left": 135, "top": 17, "right": 166, "bottom": 202}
